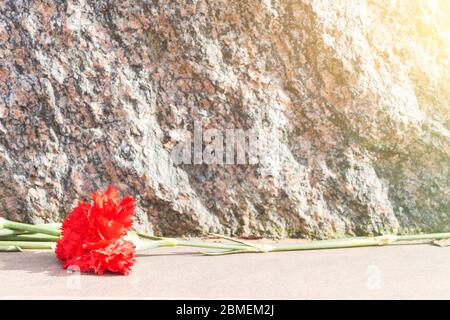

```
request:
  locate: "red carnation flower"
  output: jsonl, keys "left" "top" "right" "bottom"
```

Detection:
{"left": 55, "top": 186, "right": 136, "bottom": 275}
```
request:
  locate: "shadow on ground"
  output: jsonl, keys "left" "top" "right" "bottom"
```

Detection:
{"left": 0, "top": 249, "right": 201, "bottom": 277}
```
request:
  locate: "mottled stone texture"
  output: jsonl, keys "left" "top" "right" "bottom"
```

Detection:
{"left": 0, "top": 0, "right": 449, "bottom": 238}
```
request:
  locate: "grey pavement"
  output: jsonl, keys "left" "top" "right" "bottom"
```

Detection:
{"left": 0, "top": 241, "right": 449, "bottom": 299}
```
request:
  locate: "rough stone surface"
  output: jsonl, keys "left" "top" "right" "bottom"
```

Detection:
{"left": 0, "top": 0, "right": 449, "bottom": 238}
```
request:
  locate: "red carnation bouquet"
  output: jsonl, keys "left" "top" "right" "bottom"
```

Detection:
{"left": 1, "top": 185, "right": 449, "bottom": 276}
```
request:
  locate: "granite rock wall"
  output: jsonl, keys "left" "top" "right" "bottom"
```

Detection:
{"left": 0, "top": 0, "right": 449, "bottom": 237}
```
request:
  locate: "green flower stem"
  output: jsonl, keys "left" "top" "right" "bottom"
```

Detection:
{"left": 0, "top": 229, "right": 26, "bottom": 237}
{"left": 137, "top": 232, "right": 450, "bottom": 255}
{"left": 175, "top": 239, "right": 248, "bottom": 250}
{"left": 394, "top": 232, "right": 450, "bottom": 242}
{"left": 137, "top": 239, "right": 178, "bottom": 251}
{"left": 0, "top": 245, "right": 22, "bottom": 252}
{"left": 137, "top": 233, "right": 166, "bottom": 241}
{"left": 0, "top": 218, "right": 61, "bottom": 237}
{"left": 137, "top": 237, "right": 251, "bottom": 252}
{"left": 0, "top": 233, "right": 60, "bottom": 242}
{"left": 225, "top": 233, "right": 450, "bottom": 254}
{"left": 267, "top": 236, "right": 394, "bottom": 253}
{"left": 0, "top": 241, "right": 56, "bottom": 250}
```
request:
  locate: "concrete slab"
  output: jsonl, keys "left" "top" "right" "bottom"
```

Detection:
{"left": 0, "top": 241, "right": 449, "bottom": 299}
